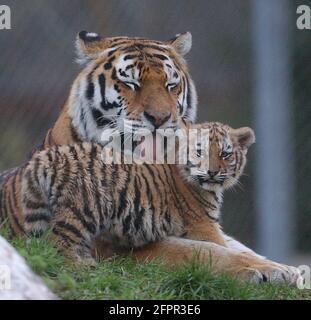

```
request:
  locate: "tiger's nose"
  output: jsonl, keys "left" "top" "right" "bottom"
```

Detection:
{"left": 208, "top": 170, "right": 219, "bottom": 178}
{"left": 144, "top": 111, "right": 171, "bottom": 129}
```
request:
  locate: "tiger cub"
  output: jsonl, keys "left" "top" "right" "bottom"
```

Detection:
{"left": 0, "top": 122, "right": 254, "bottom": 264}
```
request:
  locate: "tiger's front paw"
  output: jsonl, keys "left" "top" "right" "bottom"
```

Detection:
{"left": 237, "top": 263, "right": 302, "bottom": 286}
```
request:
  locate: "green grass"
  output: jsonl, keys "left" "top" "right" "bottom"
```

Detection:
{"left": 1, "top": 227, "right": 310, "bottom": 300}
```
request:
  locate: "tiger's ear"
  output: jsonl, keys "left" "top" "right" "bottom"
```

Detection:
{"left": 75, "top": 31, "right": 108, "bottom": 64}
{"left": 231, "top": 127, "right": 256, "bottom": 149}
{"left": 169, "top": 32, "right": 192, "bottom": 56}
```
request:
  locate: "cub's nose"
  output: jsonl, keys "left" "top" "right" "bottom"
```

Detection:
{"left": 143, "top": 111, "right": 171, "bottom": 129}
{"left": 208, "top": 170, "right": 219, "bottom": 178}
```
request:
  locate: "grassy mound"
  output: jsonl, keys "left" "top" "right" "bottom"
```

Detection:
{"left": 1, "top": 227, "right": 310, "bottom": 300}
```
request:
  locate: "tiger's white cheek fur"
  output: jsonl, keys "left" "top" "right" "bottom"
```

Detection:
{"left": 106, "top": 85, "right": 121, "bottom": 105}
{"left": 70, "top": 100, "right": 102, "bottom": 143}
{"left": 69, "top": 75, "right": 124, "bottom": 142}
{"left": 93, "top": 79, "right": 103, "bottom": 109}
{"left": 184, "top": 79, "right": 197, "bottom": 122}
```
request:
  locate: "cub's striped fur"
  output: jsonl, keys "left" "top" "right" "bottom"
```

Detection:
{"left": 0, "top": 122, "right": 254, "bottom": 264}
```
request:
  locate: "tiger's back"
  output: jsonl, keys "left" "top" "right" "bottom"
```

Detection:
{"left": 0, "top": 143, "right": 189, "bottom": 259}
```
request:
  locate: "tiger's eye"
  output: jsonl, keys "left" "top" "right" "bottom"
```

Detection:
{"left": 123, "top": 81, "right": 140, "bottom": 91}
{"left": 167, "top": 83, "right": 178, "bottom": 91}
{"left": 220, "top": 151, "right": 232, "bottom": 159}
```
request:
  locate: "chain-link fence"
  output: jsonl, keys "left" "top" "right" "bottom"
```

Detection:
{"left": 0, "top": 0, "right": 310, "bottom": 257}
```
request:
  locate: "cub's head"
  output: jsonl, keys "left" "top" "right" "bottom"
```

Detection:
{"left": 181, "top": 122, "right": 255, "bottom": 191}
{"left": 69, "top": 31, "right": 197, "bottom": 142}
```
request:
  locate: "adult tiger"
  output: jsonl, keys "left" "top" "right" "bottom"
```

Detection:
{"left": 0, "top": 32, "right": 295, "bottom": 281}
{"left": 0, "top": 31, "right": 197, "bottom": 204}
{"left": 0, "top": 30, "right": 201, "bottom": 260}
{"left": 41, "top": 31, "right": 197, "bottom": 148}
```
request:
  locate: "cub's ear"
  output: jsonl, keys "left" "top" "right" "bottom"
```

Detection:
{"left": 75, "top": 31, "right": 107, "bottom": 64}
{"left": 232, "top": 127, "right": 256, "bottom": 149}
{"left": 169, "top": 32, "right": 192, "bottom": 56}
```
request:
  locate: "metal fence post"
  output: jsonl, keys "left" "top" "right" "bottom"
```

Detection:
{"left": 252, "top": 0, "right": 295, "bottom": 262}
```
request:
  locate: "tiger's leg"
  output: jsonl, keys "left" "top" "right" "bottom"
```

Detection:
{"left": 221, "top": 235, "right": 303, "bottom": 284}
{"left": 91, "top": 216, "right": 227, "bottom": 259}
{"left": 22, "top": 165, "right": 99, "bottom": 265}
{"left": 183, "top": 217, "right": 227, "bottom": 246}
{"left": 21, "top": 167, "right": 53, "bottom": 235}
{"left": 131, "top": 237, "right": 301, "bottom": 285}
{"left": 178, "top": 214, "right": 294, "bottom": 274}
{"left": 50, "top": 208, "right": 98, "bottom": 265}
{"left": 184, "top": 218, "right": 264, "bottom": 257}
{"left": 221, "top": 232, "right": 265, "bottom": 259}
{"left": 179, "top": 220, "right": 300, "bottom": 283}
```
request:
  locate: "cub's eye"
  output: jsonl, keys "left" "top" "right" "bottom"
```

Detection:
{"left": 123, "top": 81, "right": 140, "bottom": 91}
{"left": 220, "top": 151, "right": 233, "bottom": 159}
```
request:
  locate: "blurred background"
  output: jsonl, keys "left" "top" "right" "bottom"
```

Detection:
{"left": 0, "top": 0, "right": 310, "bottom": 263}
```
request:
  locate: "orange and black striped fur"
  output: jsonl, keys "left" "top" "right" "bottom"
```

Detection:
{"left": 0, "top": 32, "right": 302, "bottom": 282}
{"left": 0, "top": 30, "right": 203, "bottom": 265}
{"left": 0, "top": 31, "right": 197, "bottom": 198}
{"left": 41, "top": 31, "right": 197, "bottom": 149}
{"left": 0, "top": 122, "right": 254, "bottom": 264}
{"left": 0, "top": 30, "right": 199, "bottom": 261}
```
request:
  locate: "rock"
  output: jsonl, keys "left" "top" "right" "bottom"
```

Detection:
{"left": 0, "top": 235, "right": 58, "bottom": 300}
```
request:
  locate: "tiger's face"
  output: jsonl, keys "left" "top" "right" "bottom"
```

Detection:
{"left": 181, "top": 122, "right": 255, "bottom": 191}
{"left": 69, "top": 31, "right": 197, "bottom": 143}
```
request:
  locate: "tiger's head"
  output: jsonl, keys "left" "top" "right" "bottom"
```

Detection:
{"left": 180, "top": 122, "right": 255, "bottom": 191}
{"left": 68, "top": 31, "right": 197, "bottom": 143}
